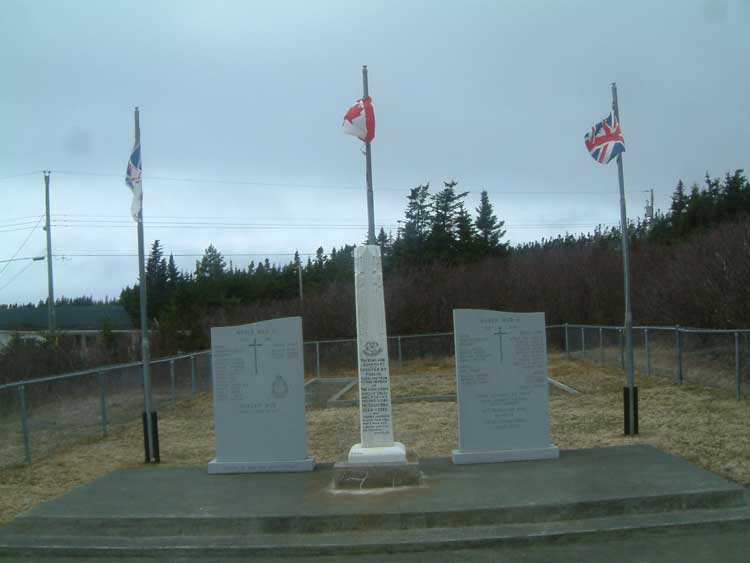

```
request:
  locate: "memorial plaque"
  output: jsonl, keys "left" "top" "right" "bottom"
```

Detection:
{"left": 452, "top": 309, "right": 559, "bottom": 464}
{"left": 345, "top": 245, "right": 406, "bottom": 465}
{"left": 207, "top": 317, "right": 315, "bottom": 473}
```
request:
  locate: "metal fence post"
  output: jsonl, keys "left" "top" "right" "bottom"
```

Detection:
{"left": 170, "top": 359, "right": 176, "bottom": 408}
{"left": 644, "top": 328, "right": 651, "bottom": 377}
{"left": 397, "top": 336, "right": 403, "bottom": 369}
{"left": 564, "top": 323, "right": 569, "bottom": 359}
{"left": 581, "top": 327, "right": 586, "bottom": 359}
{"left": 619, "top": 328, "right": 624, "bottom": 369}
{"left": 735, "top": 332, "right": 741, "bottom": 400}
{"left": 98, "top": 371, "right": 108, "bottom": 437}
{"left": 599, "top": 327, "right": 604, "bottom": 366}
{"left": 208, "top": 352, "right": 213, "bottom": 384}
{"left": 676, "top": 325, "right": 683, "bottom": 385}
{"left": 190, "top": 355, "right": 197, "bottom": 398}
{"left": 18, "top": 385, "right": 31, "bottom": 464}
{"left": 315, "top": 341, "right": 321, "bottom": 379}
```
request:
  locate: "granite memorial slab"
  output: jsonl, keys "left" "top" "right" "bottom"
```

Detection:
{"left": 208, "top": 317, "right": 315, "bottom": 473}
{"left": 452, "top": 309, "right": 559, "bottom": 464}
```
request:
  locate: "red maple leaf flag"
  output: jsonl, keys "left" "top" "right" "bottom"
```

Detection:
{"left": 342, "top": 96, "right": 375, "bottom": 143}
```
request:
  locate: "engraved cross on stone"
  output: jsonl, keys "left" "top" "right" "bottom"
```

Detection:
{"left": 248, "top": 337, "right": 262, "bottom": 375}
{"left": 493, "top": 327, "right": 508, "bottom": 365}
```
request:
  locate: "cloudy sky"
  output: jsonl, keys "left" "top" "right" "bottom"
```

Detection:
{"left": 1, "top": 0, "right": 748, "bottom": 304}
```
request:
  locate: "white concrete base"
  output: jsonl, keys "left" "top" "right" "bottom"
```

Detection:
{"left": 348, "top": 442, "right": 407, "bottom": 464}
{"left": 207, "top": 457, "right": 315, "bottom": 474}
{"left": 452, "top": 445, "right": 559, "bottom": 465}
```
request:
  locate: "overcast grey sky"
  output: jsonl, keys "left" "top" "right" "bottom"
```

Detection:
{"left": 1, "top": 0, "right": 748, "bottom": 304}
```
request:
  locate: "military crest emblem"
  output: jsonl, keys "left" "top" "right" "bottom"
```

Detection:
{"left": 271, "top": 375, "right": 289, "bottom": 399}
{"left": 362, "top": 341, "right": 383, "bottom": 357}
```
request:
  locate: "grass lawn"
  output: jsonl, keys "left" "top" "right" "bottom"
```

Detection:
{"left": 1, "top": 354, "right": 748, "bottom": 526}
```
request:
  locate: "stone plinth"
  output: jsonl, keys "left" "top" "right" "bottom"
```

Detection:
{"left": 334, "top": 448, "right": 420, "bottom": 489}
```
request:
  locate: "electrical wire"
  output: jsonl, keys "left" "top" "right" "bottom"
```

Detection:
{"left": 50, "top": 222, "right": 402, "bottom": 231}
{"left": 0, "top": 216, "right": 44, "bottom": 280}
{"left": 51, "top": 251, "right": 316, "bottom": 258}
{"left": 0, "top": 260, "right": 37, "bottom": 293}
{"left": 0, "top": 171, "right": 41, "bottom": 182}
{"left": 0, "top": 215, "right": 45, "bottom": 226}
{"left": 49, "top": 169, "right": 622, "bottom": 196}
{"left": 0, "top": 225, "right": 43, "bottom": 234}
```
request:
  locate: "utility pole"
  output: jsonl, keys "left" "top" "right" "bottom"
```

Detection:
{"left": 43, "top": 171, "right": 56, "bottom": 334}
{"left": 298, "top": 260, "right": 304, "bottom": 303}
{"left": 648, "top": 188, "right": 654, "bottom": 228}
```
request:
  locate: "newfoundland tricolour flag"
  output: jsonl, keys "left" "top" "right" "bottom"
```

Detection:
{"left": 584, "top": 112, "right": 625, "bottom": 164}
{"left": 342, "top": 96, "right": 375, "bottom": 143}
{"left": 125, "top": 142, "right": 142, "bottom": 221}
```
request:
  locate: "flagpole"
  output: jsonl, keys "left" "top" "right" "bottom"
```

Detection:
{"left": 134, "top": 106, "right": 156, "bottom": 461}
{"left": 612, "top": 83, "right": 637, "bottom": 436}
{"left": 362, "top": 65, "right": 376, "bottom": 245}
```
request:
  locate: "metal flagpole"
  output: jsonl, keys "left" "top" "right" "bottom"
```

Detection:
{"left": 43, "top": 171, "right": 56, "bottom": 334}
{"left": 362, "top": 65, "right": 376, "bottom": 245}
{"left": 612, "top": 83, "right": 637, "bottom": 435}
{"left": 134, "top": 107, "right": 155, "bottom": 461}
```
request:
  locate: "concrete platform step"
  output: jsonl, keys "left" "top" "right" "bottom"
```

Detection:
{"left": 3, "top": 446, "right": 747, "bottom": 559}
{"left": 2, "top": 506, "right": 750, "bottom": 558}
{"left": 4, "top": 487, "right": 745, "bottom": 538}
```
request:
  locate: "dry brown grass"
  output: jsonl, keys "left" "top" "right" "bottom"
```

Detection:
{"left": 1, "top": 353, "right": 748, "bottom": 527}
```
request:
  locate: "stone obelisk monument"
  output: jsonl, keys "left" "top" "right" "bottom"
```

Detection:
{"left": 347, "top": 244, "right": 406, "bottom": 464}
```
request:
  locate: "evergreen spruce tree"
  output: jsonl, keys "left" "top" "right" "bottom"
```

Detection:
{"left": 474, "top": 190, "right": 507, "bottom": 255}
{"left": 195, "top": 244, "right": 226, "bottom": 279}
{"left": 427, "top": 180, "right": 469, "bottom": 261}
{"left": 670, "top": 180, "right": 687, "bottom": 235}
{"left": 166, "top": 253, "right": 180, "bottom": 289}
{"left": 455, "top": 206, "right": 477, "bottom": 260}
{"left": 145, "top": 240, "right": 168, "bottom": 320}
{"left": 392, "top": 184, "right": 431, "bottom": 266}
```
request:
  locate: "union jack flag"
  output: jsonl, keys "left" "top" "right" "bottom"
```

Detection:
{"left": 584, "top": 112, "right": 625, "bottom": 164}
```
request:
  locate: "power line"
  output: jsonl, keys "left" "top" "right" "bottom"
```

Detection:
{"left": 50, "top": 222, "right": 402, "bottom": 231}
{"left": 52, "top": 213, "right": 403, "bottom": 222}
{"left": 0, "top": 171, "right": 41, "bottom": 182}
{"left": 0, "top": 215, "right": 45, "bottom": 226}
{"left": 0, "top": 216, "right": 43, "bottom": 280}
{"left": 0, "top": 256, "right": 44, "bottom": 264}
{"left": 0, "top": 260, "right": 37, "bottom": 293}
{"left": 52, "top": 251, "right": 318, "bottom": 258}
{"left": 49, "top": 169, "right": 624, "bottom": 196}
{"left": 52, "top": 169, "right": 403, "bottom": 191}
{"left": 0, "top": 220, "right": 45, "bottom": 229}
{"left": 0, "top": 225, "right": 43, "bottom": 234}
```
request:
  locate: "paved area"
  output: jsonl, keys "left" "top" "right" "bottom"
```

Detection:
{"left": 2, "top": 445, "right": 748, "bottom": 561}
{"left": 13, "top": 445, "right": 739, "bottom": 521}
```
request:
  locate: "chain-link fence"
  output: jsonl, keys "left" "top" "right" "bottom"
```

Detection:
{"left": 551, "top": 324, "right": 750, "bottom": 399}
{"left": 3, "top": 323, "right": 748, "bottom": 469}
{"left": 0, "top": 351, "right": 211, "bottom": 468}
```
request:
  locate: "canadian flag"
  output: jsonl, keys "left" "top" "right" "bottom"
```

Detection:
{"left": 342, "top": 96, "right": 375, "bottom": 143}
